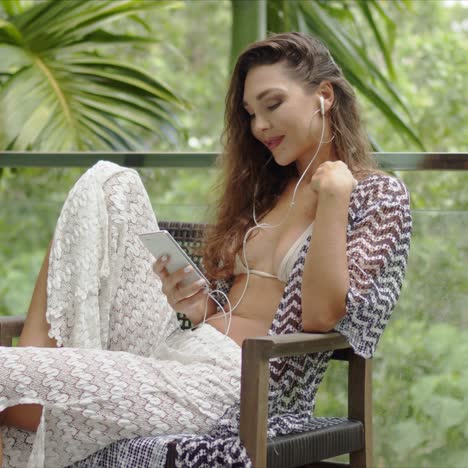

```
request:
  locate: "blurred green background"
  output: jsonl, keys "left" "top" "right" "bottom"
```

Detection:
{"left": 1, "top": 1, "right": 467, "bottom": 466}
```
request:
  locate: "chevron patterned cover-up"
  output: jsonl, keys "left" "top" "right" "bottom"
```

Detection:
{"left": 73, "top": 173, "right": 412, "bottom": 467}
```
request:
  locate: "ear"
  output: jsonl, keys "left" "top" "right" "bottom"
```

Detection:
{"left": 318, "top": 81, "right": 334, "bottom": 114}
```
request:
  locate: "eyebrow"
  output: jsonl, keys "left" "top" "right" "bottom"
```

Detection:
{"left": 242, "top": 87, "right": 284, "bottom": 107}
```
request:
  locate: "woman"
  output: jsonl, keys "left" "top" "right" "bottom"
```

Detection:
{"left": 0, "top": 32, "right": 412, "bottom": 467}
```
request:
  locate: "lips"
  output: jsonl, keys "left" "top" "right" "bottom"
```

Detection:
{"left": 264, "top": 136, "right": 284, "bottom": 150}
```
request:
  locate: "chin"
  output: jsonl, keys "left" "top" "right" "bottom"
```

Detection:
{"left": 272, "top": 153, "right": 296, "bottom": 167}
{"left": 273, "top": 158, "right": 289, "bottom": 167}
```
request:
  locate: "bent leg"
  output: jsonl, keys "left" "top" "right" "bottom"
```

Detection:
{"left": 100, "top": 167, "right": 180, "bottom": 355}
{"left": 44, "top": 161, "right": 179, "bottom": 353}
{"left": 2, "top": 162, "right": 182, "bottom": 454}
{"left": 19, "top": 162, "right": 178, "bottom": 354}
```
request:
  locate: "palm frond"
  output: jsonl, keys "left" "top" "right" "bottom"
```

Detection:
{"left": 0, "top": 0, "right": 186, "bottom": 151}
{"left": 0, "top": 18, "right": 23, "bottom": 44}
{"left": 356, "top": 0, "right": 395, "bottom": 79}
{"left": 298, "top": 1, "right": 424, "bottom": 149}
{"left": 0, "top": 0, "right": 34, "bottom": 17}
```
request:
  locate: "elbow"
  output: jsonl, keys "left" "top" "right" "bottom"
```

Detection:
{"left": 302, "top": 301, "right": 347, "bottom": 333}
{"left": 302, "top": 317, "right": 339, "bottom": 333}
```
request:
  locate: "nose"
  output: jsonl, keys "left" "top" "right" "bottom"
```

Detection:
{"left": 252, "top": 114, "right": 271, "bottom": 135}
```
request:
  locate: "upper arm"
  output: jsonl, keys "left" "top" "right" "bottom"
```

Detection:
{"left": 334, "top": 175, "right": 412, "bottom": 358}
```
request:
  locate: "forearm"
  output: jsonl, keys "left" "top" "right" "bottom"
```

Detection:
{"left": 302, "top": 191, "right": 350, "bottom": 332}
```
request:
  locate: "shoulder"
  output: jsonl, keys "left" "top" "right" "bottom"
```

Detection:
{"left": 349, "top": 173, "right": 410, "bottom": 221}
{"left": 355, "top": 173, "right": 409, "bottom": 203}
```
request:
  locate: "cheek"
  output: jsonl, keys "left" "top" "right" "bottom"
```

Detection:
{"left": 288, "top": 118, "right": 310, "bottom": 144}
{"left": 298, "top": 114, "right": 321, "bottom": 142}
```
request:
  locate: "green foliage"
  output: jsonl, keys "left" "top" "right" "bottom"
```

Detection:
{"left": 376, "top": 320, "right": 468, "bottom": 467}
{"left": 0, "top": 1, "right": 467, "bottom": 467}
{"left": 0, "top": 0, "right": 187, "bottom": 150}
{"left": 355, "top": 0, "right": 468, "bottom": 152}
{"left": 397, "top": 207, "right": 468, "bottom": 325}
{"left": 0, "top": 167, "right": 80, "bottom": 315}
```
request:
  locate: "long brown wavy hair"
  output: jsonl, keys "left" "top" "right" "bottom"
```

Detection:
{"left": 203, "top": 32, "right": 378, "bottom": 280}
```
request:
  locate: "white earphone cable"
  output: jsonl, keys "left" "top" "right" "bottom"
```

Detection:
{"left": 202, "top": 100, "right": 328, "bottom": 336}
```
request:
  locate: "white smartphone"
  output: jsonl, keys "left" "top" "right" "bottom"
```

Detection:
{"left": 139, "top": 230, "right": 209, "bottom": 288}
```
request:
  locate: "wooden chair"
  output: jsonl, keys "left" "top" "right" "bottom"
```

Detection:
{"left": 0, "top": 221, "right": 372, "bottom": 468}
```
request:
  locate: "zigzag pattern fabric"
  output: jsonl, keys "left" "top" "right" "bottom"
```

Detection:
{"left": 74, "top": 174, "right": 412, "bottom": 467}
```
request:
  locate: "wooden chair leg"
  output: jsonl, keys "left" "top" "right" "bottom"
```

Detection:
{"left": 348, "top": 353, "right": 373, "bottom": 468}
{"left": 239, "top": 339, "right": 271, "bottom": 468}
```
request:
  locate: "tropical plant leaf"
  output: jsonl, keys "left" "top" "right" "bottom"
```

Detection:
{"left": 316, "top": 1, "right": 354, "bottom": 22}
{"left": 299, "top": 2, "right": 403, "bottom": 107}
{"left": 0, "top": 0, "right": 186, "bottom": 151}
{"left": 62, "top": 58, "right": 186, "bottom": 106}
{"left": 0, "top": 18, "right": 23, "bottom": 44}
{"left": 0, "top": 44, "right": 29, "bottom": 73}
{"left": 0, "top": 0, "right": 33, "bottom": 18}
{"left": 73, "top": 29, "right": 159, "bottom": 46}
{"left": 298, "top": 1, "right": 424, "bottom": 149}
{"left": 356, "top": 0, "right": 395, "bottom": 79}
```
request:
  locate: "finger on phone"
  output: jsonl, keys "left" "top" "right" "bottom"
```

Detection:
{"left": 162, "top": 264, "right": 190, "bottom": 293}
{"left": 179, "top": 277, "right": 208, "bottom": 299}
{"left": 153, "top": 254, "right": 169, "bottom": 274}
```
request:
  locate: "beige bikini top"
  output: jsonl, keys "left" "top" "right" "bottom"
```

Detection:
{"left": 233, "top": 224, "right": 314, "bottom": 283}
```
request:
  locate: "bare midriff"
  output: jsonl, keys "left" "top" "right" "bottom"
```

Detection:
{"left": 206, "top": 273, "right": 285, "bottom": 347}
{"left": 204, "top": 179, "right": 317, "bottom": 347}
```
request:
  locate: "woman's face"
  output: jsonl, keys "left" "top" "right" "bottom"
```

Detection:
{"left": 242, "top": 62, "right": 327, "bottom": 172}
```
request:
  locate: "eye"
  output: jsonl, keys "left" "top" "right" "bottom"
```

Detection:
{"left": 267, "top": 102, "right": 281, "bottom": 111}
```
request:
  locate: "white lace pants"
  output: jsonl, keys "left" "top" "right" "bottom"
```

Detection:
{"left": 0, "top": 162, "right": 241, "bottom": 468}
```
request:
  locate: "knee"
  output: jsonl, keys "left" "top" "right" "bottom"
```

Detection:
{"left": 102, "top": 167, "right": 155, "bottom": 224}
{"left": 102, "top": 165, "right": 145, "bottom": 200}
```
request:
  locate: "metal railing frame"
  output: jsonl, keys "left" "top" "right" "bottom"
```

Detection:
{"left": 0, "top": 152, "right": 467, "bottom": 170}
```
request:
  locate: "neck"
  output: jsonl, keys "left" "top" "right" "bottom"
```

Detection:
{"left": 296, "top": 142, "right": 338, "bottom": 184}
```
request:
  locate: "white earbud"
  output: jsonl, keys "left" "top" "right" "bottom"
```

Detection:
{"left": 320, "top": 96, "right": 325, "bottom": 116}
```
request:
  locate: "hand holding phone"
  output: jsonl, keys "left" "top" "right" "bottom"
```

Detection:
{"left": 139, "top": 230, "right": 209, "bottom": 288}
{"left": 140, "top": 230, "right": 213, "bottom": 324}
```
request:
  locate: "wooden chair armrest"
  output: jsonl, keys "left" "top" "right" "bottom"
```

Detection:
{"left": 239, "top": 332, "right": 356, "bottom": 467}
{"left": 0, "top": 315, "right": 25, "bottom": 346}
{"left": 243, "top": 332, "right": 350, "bottom": 359}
